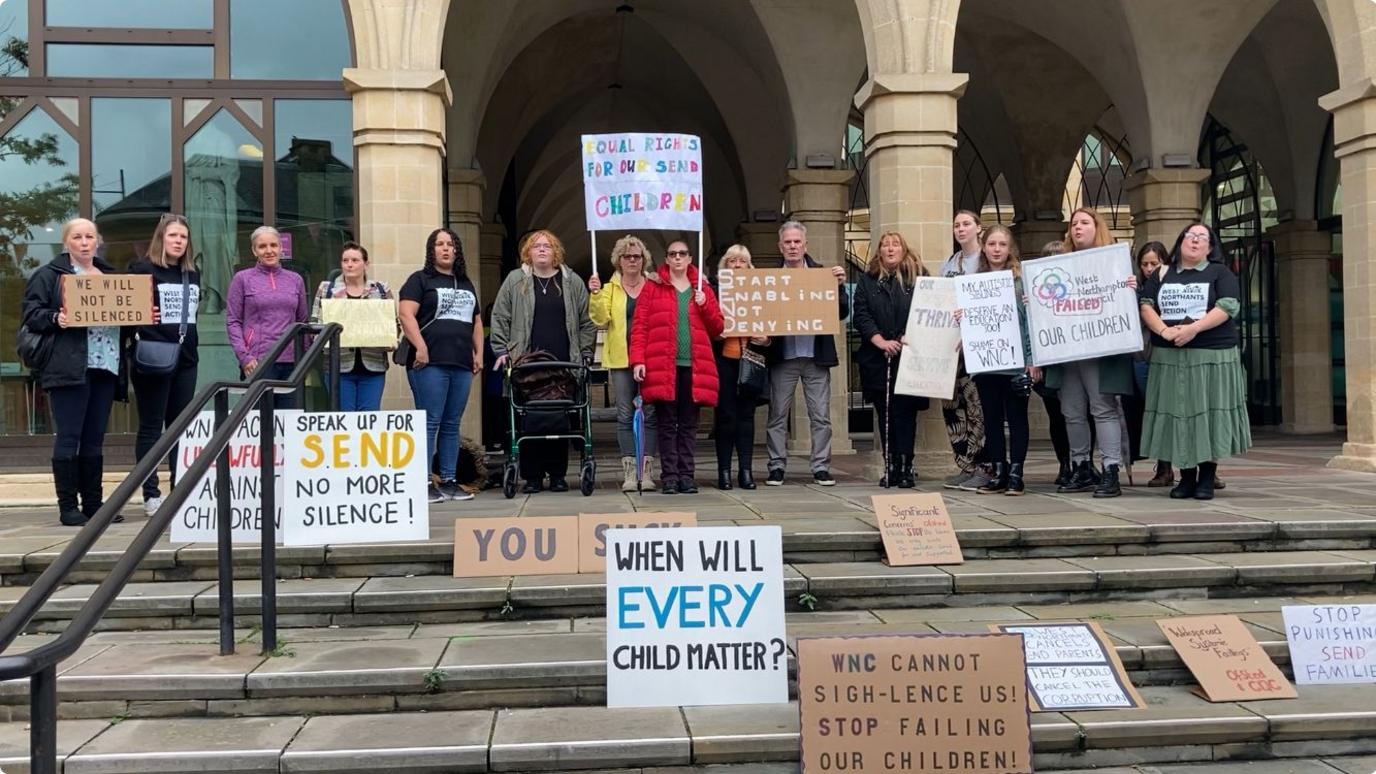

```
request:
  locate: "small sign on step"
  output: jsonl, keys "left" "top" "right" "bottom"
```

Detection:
{"left": 1282, "top": 603, "right": 1376, "bottom": 684}
{"left": 1157, "top": 614, "right": 1295, "bottom": 701}
{"left": 576, "top": 512, "right": 697, "bottom": 573}
{"left": 992, "top": 621, "right": 1143, "bottom": 711}
{"left": 871, "top": 493, "right": 963, "bottom": 566}
{"left": 452, "top": 516, "right": 580, "bottom": 577}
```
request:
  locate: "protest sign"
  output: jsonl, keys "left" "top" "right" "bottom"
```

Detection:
{"left": 577, "top": 512, "right": 697, "bottom": 574}
{"left": 581, "top": 133, "right": 703, "bottom": 232}
{"left": 955, "top": 271, "right": 1025, "bottom": 375}
{"left": 1024, "top": 243, "right": 1143, "bottom": 366}
{"left": 1157, "top": 615, "right": 1295, "bottom": 701}
{"left": 171, "top": 410, "right": 298, "bottom": 544}
{"left": 61, "top": 273, "right": 154, "bottom": 327}
{"left": 896, "top": 276, "right": 960, "bottom": 399}
{"left": 993, "top": 621, "right": 1143, "bottom": 711}
{"left": 606, "top": 525, "right": 786, "bottom": 708}
{"left": 1282, "top": 604, "right": 1376, "bottom": 684}
{"left": 453, "top": 517, "right": 580, "bottom": 578}
{"left": 717, "top": 268, "right": 841, "bottom": 336}
{"left": 281, "top": 411, "right": 427, "bottom": 547}
{"left": 320, "top": 298, "right": 398, "bottom": 348}
{"left": 798, "top": 633, "right": 1032, "bottom": 774}
{"left": 871, "top": 493, "right": 962, "bottom": 567}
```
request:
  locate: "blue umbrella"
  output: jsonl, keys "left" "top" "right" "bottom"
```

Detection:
{"left": 633, "top": 395, "right": 645, "bottom": 495}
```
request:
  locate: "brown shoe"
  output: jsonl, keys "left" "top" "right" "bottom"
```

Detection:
{"left": 1213, "top": 475, "right": 1226, "bottom": 490}
{"left": 1146, "top": 462, "right": 1174, "bottom": 488}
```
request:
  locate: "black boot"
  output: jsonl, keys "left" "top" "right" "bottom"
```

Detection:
{"left": 1058, "top": 461, "right": 1097, "bottom": 493}
{"left": 977, "top": 463, "right": 1009, "bottom": 494}
{"left": 1005, "top": 462, "right": 1025, "bottom": 496}
{"left": 78, "top": 455, "right": 121, "bottom": 522}
{"left": 53, "top": 457, "right": 85, "bottom": 527}
{"left": 738, "top": 468, "right": 756, "bottom": 490}
{"left": 717, "top": 469, "right": 733, "bottom": 491}
{"left": 898, "top": 455, "right": 916, "bottom": 489}
{"left": 1170, "top": 467, "right": 1198, "bottom": 499}
{"left": 1053, "top": 460, "right": 1072, "bottom": 488}
{"left": 1093, "top": 463, "right": 1122, "bottom": 498}
{"left": 1194, "top": 462, "right": 1217, "bottom": 501}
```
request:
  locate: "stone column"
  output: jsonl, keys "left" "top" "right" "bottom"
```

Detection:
{"left": 1124, "top": 168, "right": 1210, "bottom": 247}
{"left": 855, "top": 72, "right": 968, "bottom": 477}
{"left": 447, "top": 168, "right": 485, "bottom": 442}
{"left": 479, "top": 223, "right": 506, "bottom": 309}
{"left": 1268, "top": 220, "right": 1336, "bottom": 435}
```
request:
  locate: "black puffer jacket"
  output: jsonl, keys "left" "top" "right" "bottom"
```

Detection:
{"left": 22, "top": 253, "right": 130, "bottom": 397}
{"left": 763, "top": 254, "right": 850, "bottom": 368}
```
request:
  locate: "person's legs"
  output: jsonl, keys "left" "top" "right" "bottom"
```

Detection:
{"left": 357, "top": 372, "right": 386, "bottom": 412}
{"left": 766, "top": 360, "right": 802, "bottom": 475}
{"left": 973, "top": 375, "right": 1007, "bottom": 463}
{"left": 337, "top": 374, "right": 360, "bottom": 412}
{"left": 674, "top": 368, "right": 699, "bottom": 486}
{"left": 437, "top": 367, "right": 473, "bottom": 483}
{"left": 611, "top": 369, "right": 637, "bottom": 458}
{"left": 655, "top": 398, "right": 680, "bottom": 489}
{"left": 162, "top": 364, "right": 199, "bottom": 493}
{"left": 715, "top": 358, "right": 740, "bottom": 471}
{"left": 1038, "top": 389, "right": 1070, "bottom": 464}
{"left": 800, "top": 360, "right": 832, "bottom": 474}
{"left": 1007, "top": 388, "right": 1030, "bottom": 465}
{"left": 77, "top": 370, "right": 117, "bottom": 516}
{"left": 48, "top": 382, "right": 89, "bottom": 524}
{"left": 132, "top": 369, "right": 174, "bottom": 499}
{"left": 1058, "top": 362, "right": 1092, "bottom": 463}
{"left": 408, "top": 367, "right": 445, "bottom": 483}
{"left": 735, "top": 392, "right": 756, "bottom": 476}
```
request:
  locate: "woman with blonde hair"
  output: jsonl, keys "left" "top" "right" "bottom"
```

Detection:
{"left": 589, "top": 235, "right": 658, "bottom": 491}
{"left": 853, "top": 231, "right": 929, "bottom": 487}
{"left": 712, "top": 244, "right": 769, "bottom": 490}
{"left": 941, "top": 210, "right": 990, "bottom": 491}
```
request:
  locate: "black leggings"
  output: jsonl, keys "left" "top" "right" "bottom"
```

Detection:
{"left": 1036, "top": 386, "right": 1071, "bottom": 464}
{"left": 49, "top": 369, "right": 117, "bottom": 460}
{"left": 974, "top": 373, "right": 1030, "bottom": 465}
{"left": 132, "top": 364, "right": 198, "bottom": 498}
{"left": 714, "top": 356, "right": 757, "bottom": 471}
{"left": 871, "top": 389, "right": 920, "bottom": 460}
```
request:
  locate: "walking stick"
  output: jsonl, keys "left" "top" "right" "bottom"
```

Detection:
{"left": 633, "top": 395, "right": 645, "bottom": 496}
{"left": 882, "top": 354, "right": 894, "bottom": 488}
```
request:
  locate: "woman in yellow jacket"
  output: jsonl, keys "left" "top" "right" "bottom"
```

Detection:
{"left": 588, "top": 235, "right": 658, "bottom": 491}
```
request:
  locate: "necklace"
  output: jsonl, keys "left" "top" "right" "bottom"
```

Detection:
{"left": 535, "top": 275, "right": 555, "bottom": 295}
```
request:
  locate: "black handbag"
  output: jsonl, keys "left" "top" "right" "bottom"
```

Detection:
{"left": 134, "top": 271, "right": 188, "bottom": 375}
{"left": 737, "top": 344, "right": 769, "bottom": 400}
{"left": 16, "top": 323, "right": 54, "bottom": 371}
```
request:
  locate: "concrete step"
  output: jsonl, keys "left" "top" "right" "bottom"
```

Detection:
{"left": 3, "top": 685, "right": 1376, "bottom": 773}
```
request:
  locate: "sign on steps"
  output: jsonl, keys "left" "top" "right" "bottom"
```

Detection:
{"left": 1157, "top": 615, "right": 1296, "bottom": 701}
{"left": 449, "top": 513, "right": 698, "bottom": 577}
{"left": 171, "top": 410, "right": 298, "bottom": 544}
{"left": 605, "top": 525, "right": 786, "bottom": 708}
{"left": 871, "top": 493, "right": 963, "bottom": 567}
{"left": 992, "top": 621, "right": 1143, "bottom": 711}
{"left": 1282, "top": 604, "right": 1376, "bottom": 684}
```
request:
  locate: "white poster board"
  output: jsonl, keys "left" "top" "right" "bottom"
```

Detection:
{"left": 1024, "top": 243, "right": 1143, "bottom": 366}
{"left": 281, "top": 411, "right": 429, "bottom": 547}
{"left": 171, "top": 410, "right": 299, "bottom": 544}
{"left": 895, "top": 276, "right": 960, "bottom": 399}
{"left": 995, "top": 622, "right": 1143, "bottom": 711}
{"left": 1282, "top": 604, "right": 1376, "bottom": 684}
{"left": 956, "top": 271, "right": 1025, "bottom": 375}
{"left": 581, "top": 133, "right": 703, "bottom": 232}
{"left": 605, "top": 525, "right": 787, "bottom": 708}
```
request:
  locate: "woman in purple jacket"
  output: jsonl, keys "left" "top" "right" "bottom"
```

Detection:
{"left": 227, "top": 226, "right": 308, "bottom": 406}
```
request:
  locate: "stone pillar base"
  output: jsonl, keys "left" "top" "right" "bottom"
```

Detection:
{"left": 1328, "top": 443, "right": 1376, "bottom": 473}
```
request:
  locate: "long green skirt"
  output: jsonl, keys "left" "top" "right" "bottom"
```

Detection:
{"left": 1141, "top": 346, "right": 1252, "bottom": 469}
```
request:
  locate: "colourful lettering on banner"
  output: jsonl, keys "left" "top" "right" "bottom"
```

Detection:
{"left": 171, "top": 410, "right": 299, "bottom": 544}
{"left": 1024, "top": 243, "right": 1143, "bottom": 366}
{"left": 581, "top": 132, "right": 704, "bottom": 232}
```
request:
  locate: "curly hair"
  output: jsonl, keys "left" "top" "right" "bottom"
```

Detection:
{"left": 520, "top": 229, "right": 565, "bottom": 269}
{"left": 424, "top": 227, "right": 468, "bottom": 280}
{"left": 609, "top": 234, "right": 652, "bottom": 272}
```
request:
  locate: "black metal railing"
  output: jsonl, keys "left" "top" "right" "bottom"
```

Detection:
{"left": 0, "top": 322, "right": 341, "bottom": 774}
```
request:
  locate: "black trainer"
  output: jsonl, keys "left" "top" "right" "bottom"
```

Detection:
{"left": 813, "top": 470, "right": 835, "bottom": 487}
{"left": 766, "top": 470, "right": 785, "bottom": 486}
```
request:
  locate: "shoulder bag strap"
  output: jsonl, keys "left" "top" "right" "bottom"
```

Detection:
{"left": 176, "top": 270, "right": 190, "bottom": 343}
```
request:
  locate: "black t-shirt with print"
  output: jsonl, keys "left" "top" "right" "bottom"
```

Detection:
{"left": 1140, "top": 260, "right": 1240, "bottom": 350}
{"left": 399, "top": 269, "right": 478, "bottom": 368}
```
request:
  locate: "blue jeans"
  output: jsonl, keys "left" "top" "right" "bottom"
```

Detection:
{"left": 338, "top": 372, "right": 386, "bottom": 412}
{"left": 408, "top": 365, "right": 473, "bottom": 481}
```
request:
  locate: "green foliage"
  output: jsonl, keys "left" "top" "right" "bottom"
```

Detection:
{"left": 422, "top": 668, "right": 447, "bottom": 694}
{"left": 798, "top": 592, "right": 819, "bottom": 611}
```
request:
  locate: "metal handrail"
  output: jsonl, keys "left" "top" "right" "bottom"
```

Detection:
{"left": 0, "top": 322, "right": 341, "bottom": 774}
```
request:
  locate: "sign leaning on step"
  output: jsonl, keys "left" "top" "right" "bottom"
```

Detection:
{"left": 1282, "top": 603, "right": 1376, "bottom": 684}
{"left": 1023, "top": 243, "right": 1143, "bottom": 366}
{"left": 1157, "top": 614, "right": 1296, "bottom": 701}
{"left": 605, "top": 525, "right": 787, "bottom": 708}
{"left": 955, "top": 270, "right": 1025, "bottom": 375}
{"left": 993, "top": 621, "right": 1143, "bottom": 711}
{"left": 171, "top": 410, "right": 299, "bottom": 544}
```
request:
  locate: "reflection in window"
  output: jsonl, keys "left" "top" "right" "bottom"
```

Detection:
{"left": 274, "top": 99, "right": 353, "bottom": 286}
{"left": 47, "top": 44, "right": 213, "bottom": 79}
{"left": 231, "top": 0, "right": 350, "bottom": 80}
{"left": 185, "top": 109, "right": 262, "bottom": 314}
{"left": 46, "top": 0, "right": 214, "bottom": 29}
{"left": 0, "top": 0, "right": 26, "bottom": 77}
{"left": 92, "top": 98, "right": 172, "bottom": 268}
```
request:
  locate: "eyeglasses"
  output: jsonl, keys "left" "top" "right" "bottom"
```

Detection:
{"left": 666, "top": 250, "right": 690, "bottom": 257}
{"left": 1184, "top": 232, "right": 1210, "bottom": 243}
{"left": 622, "top": 254, "right": 644, "bottom": 260}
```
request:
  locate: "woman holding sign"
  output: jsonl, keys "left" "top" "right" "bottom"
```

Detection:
{"left": 226, "top": 226, "right": 308, "bottom": 407}
{"left": 310, "top": 242, "right": 394, "bottom": 413}
{"left": 712, "top": 245, "right": 769, "bottom": 490}
{"left": 940, "top": 210, "right": 990, "bottom": 492}
{"left": 1138, "top": 223, "right": 1251, "bottom": 500}
{"left": 22, "top": 218, "right": 132, "bottom": 526}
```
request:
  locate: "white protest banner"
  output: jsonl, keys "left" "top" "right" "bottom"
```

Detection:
{"left": 896, "top": 276, "right": 960, "bottom": 399}
{"left": 1282, "top": 604, "right": 1376, "bottom": 684}
{"left": 606, "top": 525, "right": 787, "bottom": 708}
{"left": 956, "top": 270, "right": 1025, "bottom": 375}
{"left": 581, "top": 133, "right": 703, "bottom": 232}
{"left": 171, "top": 410, "right": 300, "bottom": 544}
{"left": 1024, "top": 243, "right": 1142, "bottom": 365}
{"left": 282, "top": 411, "right": 428, "bottom": 547}
{"left": 994, "top": 621, "right": 1143, "bottom": 711}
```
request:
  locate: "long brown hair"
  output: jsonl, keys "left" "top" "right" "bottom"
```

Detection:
{"left": 868, "top": 231, "right": 927, "bottom": 286}
{"left": 1062, "top": 207, "right": 1114, "bottom": 253}
{"left": 978, "top": 224, "right": 1023, "bottom": 280}
{"left": 148, "top": 213, "right": 192, "bottom": 270}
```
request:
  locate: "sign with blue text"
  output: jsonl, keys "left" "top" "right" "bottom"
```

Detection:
{"left": 605, "top": 525, "right": 787, "bottom": 708}
{"left": 581, "top": 133, "right": 703, "bottom": 232}
{"left": 1024, "top": 243, "right": 1143, "bottom": 366}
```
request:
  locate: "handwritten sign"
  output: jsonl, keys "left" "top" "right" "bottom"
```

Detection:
{"left": 61, "top": 274, "right": 154, "bottom": 326}
{"left": 453, "top": 517, "right": 580, "bottom": 578}
{"left": 320, "top": 298, "right": 398, "bottom": 348}
{"left": 871, "top": 494, "right": 962, "bottom": 567}
{"left": 798, "top": 633, "right": 1033, "bottom": 774}
{"left": 1282, "top": 604, "right": 1376, "bottom": 684}
{"left": 896, "top": 276, "right": 960, "bottom": 399}
{"left": 717, "top": 268, "right": 841, "bottom": 336}
{"left": 281, "top": 411, "right": 427, "bottom": 546}
{"left": 171, "top": 410, "right": 299, "bottom": 544}
{"left": 605, "top": 525, "right": 786, "bottom": 708}
{"left": 955, "top": 271, "right": 1024, "bottom": 375}
{"left": 577, "top": 512, "right": 697, "bottom": 574}
{"left": 1024, "top": 243, "right": 1142, "bottom": 366}
{"left": 1157, "top": 615, "right": 1295, "bottom": 701}
{"left": 993, "top": 621, "right": 1143, "bottom": 711}
{"left": 581, "top": 133, "right": 703, "bottom": 231}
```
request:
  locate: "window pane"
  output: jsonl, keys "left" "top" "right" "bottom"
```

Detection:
{"left": 231, "top": 0, "right": 349, "bottom": 80}
{"left": 47, "top": 44, "right": 213, "bottom": 79}
{"left": 92, "top": 98, "right": 172, "bottom": 268}
{"left": 0, "top": 0, "right": 27, "bottom": 77}
{"left": 274, "top": 99, "right": 353, "bottom": 290}
{"left": 185, "top": 109, "right": 263, "bottom": 315}
{"left": 46, "top": 0, "right": 213, "bottom": 29}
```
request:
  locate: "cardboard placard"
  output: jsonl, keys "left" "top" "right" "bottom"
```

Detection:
{"left": 576, "top": 512, "right": 698, "bottom": 574}
{"left": 955, "top": 271, "right": 1026, "bottom": 375}
{"left": 61, "top": 273, "right": 154, "bottom": 326}
{"left": 320, "top": 298, "right": 398, "bottom": 348}
{"left": 798, "top": 633, "right": 1033, "bottom": 774}
{"left": 871, "top": 493, "right": 962, "bottom": 567}
{"left": 1023, "top": 243, "right": 1143, "bottom": 366}
{"left": 281, "top": 411, "right": 428, "bottom": 547}
{"left": 605, "top": 525, "right": 787, "bottom": 708}
{"left": 452, "top": 517, "right": 580, "bottom": 578}
{"left": 717, "top": 268, "right": 842, "bottom": 337}
{"left": 1157, "top": 615, "right": 1296, "bottom": 701}
{"left": 581, "top": 132, "right": 703, "bottom": 232}
{"left": 171, "top": 410, "right": 297, "bottom": 544}
{"left": 1282, "top": 603, "right": 1376, "bottom": 684}
{"left": 895, "top": 276, "right": 960, "bottom": 399}
{"left": 993, "top": 621, "right": 1143, "bottom": 711}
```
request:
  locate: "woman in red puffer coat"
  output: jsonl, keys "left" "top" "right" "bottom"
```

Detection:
{"left": 631, "top": 240, "right": 724, "bottom": 494}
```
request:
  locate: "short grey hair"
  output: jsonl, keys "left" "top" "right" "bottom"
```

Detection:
{"left": 778, "top": 220, "right": 807, "bottom": 238}
{"left": 250, "top": 225, "right": 280, "bottom": 246}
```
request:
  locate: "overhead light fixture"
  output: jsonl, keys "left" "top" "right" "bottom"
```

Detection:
{"left": 805, "top": 154, "right": 835, "bottom": 169}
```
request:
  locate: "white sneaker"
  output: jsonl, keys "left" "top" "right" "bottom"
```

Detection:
{"left": 144, "top": 496, "right": 164, "bottom": 516}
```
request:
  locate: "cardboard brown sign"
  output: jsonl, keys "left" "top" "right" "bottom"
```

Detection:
{"left": 61, "top": 274, "right": 154, "bottom": 327}
{"left": 452, "top": 517, "right": 580, "bottom": 577}
{"left": 798, "top": 633, "right": 1033, "bottom": 774}
{"left": 871, "top": 494, "right": 963, "bottom": 566}
{"left": 717, "top": 267, "right": 841, "bottom": 337}
{"left": 1157, "top": 615, "right": 1297, "bottom": 702}
{"left": 576, "top": 512, "right": 698, "bottom": 573}
{"left": 992, "top": 621, "right": 1144, "bottom": 711}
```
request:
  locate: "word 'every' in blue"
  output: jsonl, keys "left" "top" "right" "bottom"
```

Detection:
{"left": 618, "top": 583, "right": 763, "bottom": 630}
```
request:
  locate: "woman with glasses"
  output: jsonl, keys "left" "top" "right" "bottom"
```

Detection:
{"left": 1138, "top": 223, "right": 1251, "bottom": 500}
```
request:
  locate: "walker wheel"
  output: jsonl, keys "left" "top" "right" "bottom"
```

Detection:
{"left": 579, "top": 460, "right": 596, "bottom": 496}
{"left": 502, "top": 463, "right": 518, "bottom": 499}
